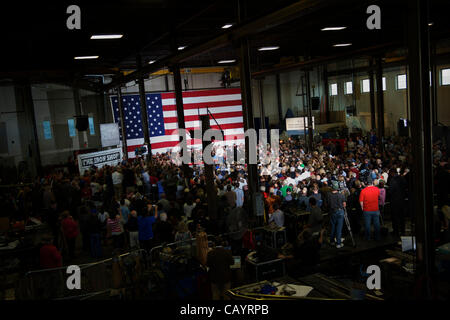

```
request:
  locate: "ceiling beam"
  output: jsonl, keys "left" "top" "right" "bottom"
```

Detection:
{"left": 103, "top": 0, "right": 346, "bottom": 91}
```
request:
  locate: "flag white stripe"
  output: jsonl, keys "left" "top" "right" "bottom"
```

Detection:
{"left": 149, "top": 128, "right": 245, "bottom": 144}
{"left": 161, "top": 94, "right": 242, "bottom": 106}
{"left": 151, "top": 139, "right": 246, "bottom": 154}
{"left": 163, "top": 116, "right": 243, "bottom": 130}
{"left": 162, "top": 105, "right": 242, "bottom": 118}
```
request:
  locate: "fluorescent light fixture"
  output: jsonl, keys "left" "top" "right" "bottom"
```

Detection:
{"left": 178, "top": 46, "right": 186, "bottom": 50}
{"left": 222, "top": 24, "right": 233, "bottom": 29}
{"left": 321, "top": 27, "right": 347, "bottom": 31}
{"left": 90, "top": 34, "right": 123, "bottom": 39}
{"left": 148, "top": 60, "right": 156, "bottom": 64}
{"left": 218, "top": 59, "right": 236, "bottom": 64}
{"left": 258, "top": 46, "right": 280, "bottom": 51}
{"left": 333, "top": 43, "right": 352, "bottom": 47}
{"left": 74, "top": 56, "right": 99, "bottom": 60}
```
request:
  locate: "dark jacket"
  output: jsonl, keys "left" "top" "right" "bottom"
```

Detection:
{"left": 206, "top": 247, "right": 234, "bottom": 286}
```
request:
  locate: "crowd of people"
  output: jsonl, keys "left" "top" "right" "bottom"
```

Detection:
{"left": 0, "top": 131, "right": 449, "bottom": 278}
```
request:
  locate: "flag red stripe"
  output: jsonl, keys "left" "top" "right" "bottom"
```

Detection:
{"left": 150, "top": 134, "right": 245, "bottom": 150}
{"left": 163, "top": 111, "right": 243, "bottom": 123}
{"left": 163, "top": 123, "right": 244, "bottom": 136}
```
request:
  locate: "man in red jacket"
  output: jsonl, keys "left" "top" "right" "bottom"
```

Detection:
{"left": 61, "top": 211, "right": 79, "bottom": 260}
{"left": 359, "top": 179, "right": 381, "bottom": 241}
{"left": 40, "top": 235, "right": 62, "bottom": 269}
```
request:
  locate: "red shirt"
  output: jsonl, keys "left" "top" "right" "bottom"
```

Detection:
{"left": 149, "top": 176, "right": 158, "bottom": 185}
{"left": 40, "top": 244, "right": 62, "bottom": 269}
{"left": 359, "top": 186, "right": 380, "bottom": 212}
{"left": 61, "top": 217, "right": 79, "bottom": 239}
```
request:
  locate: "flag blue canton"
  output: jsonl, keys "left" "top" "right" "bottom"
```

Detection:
{"left": 146, "top": 93, "right": 165, "bottom": 137}
{"left": 111, "top": 93, "right": 165, "bottom": 140}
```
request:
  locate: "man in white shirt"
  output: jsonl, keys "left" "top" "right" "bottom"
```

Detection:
{"left": 234, "top": 183, "right": 245, "bottom": 208}
{"left": 112, "top": 168, "right": 123, "bottom": 199}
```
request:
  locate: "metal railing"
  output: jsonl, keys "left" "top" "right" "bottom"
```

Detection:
{"left": 16, "top": 225, "right": 277, "bottom": 300}
{"left": 17, "top": 249, "right": 147, "bottom": 300}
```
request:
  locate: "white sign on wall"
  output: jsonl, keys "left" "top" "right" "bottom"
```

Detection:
{"left": 100, "top": 123, "right": 120, "bottom": 148}
{"left": 286, "top": 117, "right": 315, "bottom": 131}
{"left": 77, "top": 148, "right": 123, "bottom": 174}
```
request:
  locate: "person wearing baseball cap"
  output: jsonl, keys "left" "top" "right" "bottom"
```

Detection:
{"left": 327, "top": 181, "right": 347, "bottom": 248}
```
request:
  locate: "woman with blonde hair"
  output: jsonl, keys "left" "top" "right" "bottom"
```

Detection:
{"left": 175, "top": 221, "right": 192, "bottom": 245}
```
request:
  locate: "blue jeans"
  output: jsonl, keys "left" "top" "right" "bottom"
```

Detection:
{"left": 90, "top": 233, "right": 102, "bottom": 258}
{"left": 364, "top": 211, "right": 380, "bottom": 241}
{"left": 330, "top": 209, "right": 345, "bottom": 245}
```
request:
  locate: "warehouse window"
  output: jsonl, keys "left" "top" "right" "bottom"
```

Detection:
{"left": 396, "top": 74, "right": 407, "bottom": 90}
{"left": 344, "top": 81, "right": 353, "bottom": 95}
{"left": 361, "top": 79, "right": 370, "bottom": 93}
{"left": 68, "top": 119, "right": 76, "bottom": 137}
{"left": 330, "top": 83, "right": 338, "bottom": 96}
{"left": 43, "top": 121, "right": 52, "bottom": 140}
{"left": 441, "top": 68, "right": 450, "bottom": 86}
{"left": 89, "top": 117, "right": 95, "bottom": 135}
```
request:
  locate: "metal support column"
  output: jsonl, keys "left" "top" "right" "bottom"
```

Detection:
{"left": 305, "top": 70, "right": 314, "bottom": 152}
{"left": 431, "top": 43, "right": 438, "bottom": 126}
{"left": 20, "top": 83, "right": 42, "bottom": 177}
{"left": 369, "top": 59, "right": 376, "bottom": 131}
{"left": 375, "top": 56, "right": 385, "bottom": 148}
{"left": 116, "top": 86, "right": 128, "bottom": 161}
{"left": 258, "top": 79, "right": 266, "bottom": 130}
{"left": 323, "top": 66, "right": 330, "bottom": 124}
{"left": 200, "top": 115, "right": 218, "bottom": 222}
{"left": 73, "top": 87, "right": 86, "bottom": 149}
{"left": 137, "top": 55, "right": 151, "bottom": 157}
{"left": 171, "top": 63, "right": 190, "bottom": 183}
{"left": 239, "top": 36, "right": 258, "bottom": 216}
{"left": 275, "top": 74, "right": 283, "bottom": 126}
{"left": 407, "top": 0, "right": 435, "bottom": 299}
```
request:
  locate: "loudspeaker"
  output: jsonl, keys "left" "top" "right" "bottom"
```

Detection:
{"left": 346, "top": 105, "right": 357, "bottom": 116}
{"left": 75, "top": 116, "right": 89, "bottom": 131}
{"left": 398, "top": 119, "right": 409, "bottom": 137}
{"left": 311, "top": 97, "right": 320, "bottom": 110}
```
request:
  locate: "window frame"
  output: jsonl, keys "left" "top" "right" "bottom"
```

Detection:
{"left": 361, "top": 79, "right": 370, "bottom": 93}
{"left": 68, "top": 119, "right": 76, "bottom": 137}
{"left": 344, "top": 81, "right": 353, "bottom": 95}
{"left": 440, "top": 68, "right": 450, "bottom": 86}
{"left": 330, "top": 83, "right": 338, "bottom": 96}
{"left": 395, "top": 74, "right": 407, "bottom": 90}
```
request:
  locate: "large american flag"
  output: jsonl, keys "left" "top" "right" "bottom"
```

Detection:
{"left": 110, "top": 88, "right": 245, "bottom": 159}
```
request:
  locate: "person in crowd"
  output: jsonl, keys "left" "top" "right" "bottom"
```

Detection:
{"left": 269, "top": 203, "right": 284, "bottom": 228}
{"left": 126, "top": 210, "right": 140, "bottom": 249}
{"left": 265, "top": 188, "right": 281, "bottom": 215}
{"left": 347, "top": 187, "right": 362, "bottom": 235}
{"left": 153, "top": 212, "right": 174, "bottom": 245}
{"left": 138, "top": 203, "right": 158, "bottom": 252}
{"left": 60, "top": 211, "right": 79, "bottom": 260}
{"left": 224, "top": 184, "right": 237, "bottom": 209}
{"left": 328, "top": 181, "right": 346, "bottom": 248}
{"left": 305, "top": 197, "right": 323, "bottom": 236}
{"left": 206, "top": 236, "right": 234, "bottom": 300}
{"left": 279, "top": 228, "right": 325, "bottom": 276}
{"left": 107, "top": 209, "right": 125, "bottom": 250}
{"left": 234, "top": 183, "right": 244, "bottom": 208}
{"left": 39, "top": 234, "right": 62, "bottom": 269}
{"left": 87, "top": 208, "right": 103, "bottom": 258}
{"left": 175, "top": 221, "right": 193, "bottom": 245}
{"left": 112, "top": 167, "right": 123, "bottom": 200}
{"left": 359, "top": 179, "right": 381, "bottom": 241}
